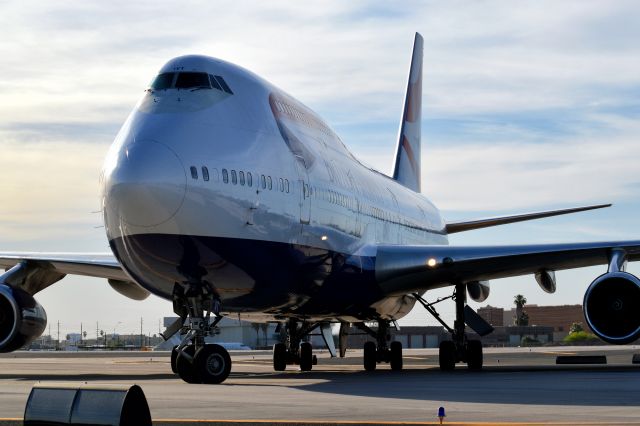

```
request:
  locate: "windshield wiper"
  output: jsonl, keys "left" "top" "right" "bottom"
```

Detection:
{"left": 190, "top": 86, "right": 212, "bottom": 92}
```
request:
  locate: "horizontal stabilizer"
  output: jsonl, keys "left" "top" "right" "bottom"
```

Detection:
{"left": 445, "top": 204, "right": 611, "bottom": 234}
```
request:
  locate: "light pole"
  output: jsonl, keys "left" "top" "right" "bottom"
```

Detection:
{"left": 112, "top": 321, "right": 122, "bottom": 348}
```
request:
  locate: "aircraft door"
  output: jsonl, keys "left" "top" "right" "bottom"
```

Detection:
{"left": 294, "top": 156, "right": 311, "bottom": 224}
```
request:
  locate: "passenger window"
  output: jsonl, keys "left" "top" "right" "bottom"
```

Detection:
{"left": 279, "top": 178, "right": 284, "bottom": 192}
{"left": 261, "top": 174, "right": 266, "bottom": 189}
{"left": 190, "top": 166, "right": 198, "bottom": 180}
{"left": 285, "top": 179, "right": 289, "bottom": 193}
{"left": 239, "top": 171, "right": 245, "bottom": 186}
{"left": 231, "top": 170, "right": 237, "bottom": 185}
{"left": 202, "top": 167, "right": 209, "bottom": 181}
{"left": 247, "top": 172, "right": 253, "bottom": 187}
{"left": 267, "top": 176, "right": 272, "bottom": 190}
{"left": 222, "top": 169, "right": 228, "bottom": 183}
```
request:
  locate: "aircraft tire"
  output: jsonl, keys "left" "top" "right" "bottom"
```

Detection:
{"left": 390, "top": 341, "right": 403, "bottom": 371}
{"left": 273, "top": 343, "right": 287, "bottom": 371}
{"left": 300, "top": 342, "right": 313, "bottom": 371}
{"left": 195, "top": 344, "right": 232, "bottom": 384}
{"left": 170, "top": 346, "right": 179, "bottom": 374}
{"left": 176, "top": 345, "right": 199, "bottom": 383}
{"left": 439, "top": 341, "right": 456, "bottom": 371}
{"left": 363, "top": 341, "right": 377, "bottom": 371}
{"left": 466, "top": 340, "right": 483, "bottom": 371}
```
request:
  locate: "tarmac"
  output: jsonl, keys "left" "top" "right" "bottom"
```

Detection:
{"left": 0, "top": 346, "right": 639, "bottom": 425}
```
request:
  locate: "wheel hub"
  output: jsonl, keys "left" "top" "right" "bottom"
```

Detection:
{"left": 206, "top": 353, "right": 225, "bottom": 375}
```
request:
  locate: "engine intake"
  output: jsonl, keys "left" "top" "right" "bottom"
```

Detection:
{"left": 0, "top": 284, "right": 47, "bottom": 352}
{"left": 583, "top": 272, "right": 640, "bottom": 345}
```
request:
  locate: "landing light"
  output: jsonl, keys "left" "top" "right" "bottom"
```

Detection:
{"left": 427, "top": 258, "right": 437, "bottom": 268}
{"left": 321, "top": 235, "right": 328, "bottom": 241}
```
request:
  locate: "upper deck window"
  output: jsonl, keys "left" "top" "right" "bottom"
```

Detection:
{"left": 150, "top": 73, "right": 175, "bottom": 90}
{"left": 175, "top": 72, "right": 211, "bottom": 90}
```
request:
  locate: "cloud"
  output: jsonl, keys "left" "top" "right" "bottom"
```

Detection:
{"left": 0, "top": 140, "right": 107, "bottom": 245}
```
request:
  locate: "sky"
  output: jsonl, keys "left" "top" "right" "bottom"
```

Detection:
{"left": 1, "top": 1, "right": 640, "bottom": 338}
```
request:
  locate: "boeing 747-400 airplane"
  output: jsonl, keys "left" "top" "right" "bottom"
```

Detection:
{"left": 1, "top": 33, "right": 638, "bottom": 384}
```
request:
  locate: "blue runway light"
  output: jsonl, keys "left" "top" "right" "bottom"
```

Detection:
{"left": 438, "top": 406, "right": 446, "bottom": 424}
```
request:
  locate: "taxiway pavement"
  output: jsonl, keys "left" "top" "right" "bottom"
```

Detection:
{"left": 0, "top": 346, "right": 639, "bottom": 425}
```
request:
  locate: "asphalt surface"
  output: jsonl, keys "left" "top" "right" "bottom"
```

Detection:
{"left": 0, "top": 346, "right": 639, "bottom": 425}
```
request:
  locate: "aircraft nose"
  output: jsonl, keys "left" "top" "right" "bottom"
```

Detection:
{"left": 105, "top": 140, "right": 186, "bottom": 227}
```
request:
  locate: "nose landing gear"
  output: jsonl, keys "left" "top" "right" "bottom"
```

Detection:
{"left": 169, "top": 285, "right": 232, "bottom": 384}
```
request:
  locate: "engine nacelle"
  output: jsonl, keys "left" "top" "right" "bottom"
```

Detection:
{"left": 583, "top": 272, "right": 640, "bottom": 345}
{"left": 0, "top": 284, "right": 47, "bottom": 352}
{"left": 467, "top": 281, "right": 490, "bottom": 302}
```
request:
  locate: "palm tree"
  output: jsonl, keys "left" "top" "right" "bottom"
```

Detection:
{"left": 513, "top": 294, "right": 528, "bottom": 326}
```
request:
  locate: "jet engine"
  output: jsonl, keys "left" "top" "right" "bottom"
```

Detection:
{"left": 0, "top": 284, "right": 47, "bottom": 352}
{"left": 583, "top": 271, "right": 640, "bottom": 344}
{"left": 467, "top": 281, "right": 490, "bottom": 302}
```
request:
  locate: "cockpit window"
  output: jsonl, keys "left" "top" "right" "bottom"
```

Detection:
{"left": 213, "top": 75, "right": 233, "bottom": 94}
{"left": 150, "top": 73, "right": 175, "bottom": 90}
{"left": 175, "top": 72, "right": 211, "bottom": 89}
{"left": 148, "top": 71, "right": 234, "bottom": 94}
{"left": 209, "top": 74, "right": 222, "bottom": 91}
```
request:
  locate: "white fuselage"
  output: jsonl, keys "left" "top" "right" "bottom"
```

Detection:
{"left": 101, "top": 55, "right": 448, "bottom": 322}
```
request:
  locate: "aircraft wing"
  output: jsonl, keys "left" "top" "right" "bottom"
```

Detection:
{"left": 445, "top": 204, "right": 611, "bottom": 234}
{"left": 0, "top": 252, "right": 133, "bottom": 296}
{"left": 374, "top": 240, "right": 640, "bottom": 294}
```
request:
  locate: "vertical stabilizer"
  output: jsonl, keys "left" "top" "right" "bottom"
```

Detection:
{"left": 392, "top": 32, "right": 423, "bottom": 193}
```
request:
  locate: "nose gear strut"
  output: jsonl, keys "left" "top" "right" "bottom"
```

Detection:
{"left": 170, "top": 283, "right": 232, "bottom": 384}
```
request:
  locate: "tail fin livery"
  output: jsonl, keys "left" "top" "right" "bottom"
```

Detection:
{"left": 392, "top": 32, "right": 423, "bottom": 193}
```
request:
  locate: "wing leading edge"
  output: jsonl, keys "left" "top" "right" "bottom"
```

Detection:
{"left": 374, "top": 240, "right": 640, "bottom": 295}
{"left": 0, "top": 253, "right": 147, "bottom": 299}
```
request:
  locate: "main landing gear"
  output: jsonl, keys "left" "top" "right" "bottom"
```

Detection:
{"left": 356, "top": 321, "right": 403, "bottom": 371}
{"left": 168, "top": 284, "right": 232, "bottom": 384}
{"left": 413, "top": 283, "right": 492, "bottom": 371}
{"left": 273, "top": 319, "right": 318, "bottom": 371}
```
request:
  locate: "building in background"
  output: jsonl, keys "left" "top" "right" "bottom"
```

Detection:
{"left": 503, "top": 304, "right": 590, "bottom": 341}
{"left": 477, "top": 306, "right": 505, "bottom": 326}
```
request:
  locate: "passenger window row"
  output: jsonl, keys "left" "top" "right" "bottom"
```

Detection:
{"left": 189, "top": 165, "right": 290, "bottom": 193}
